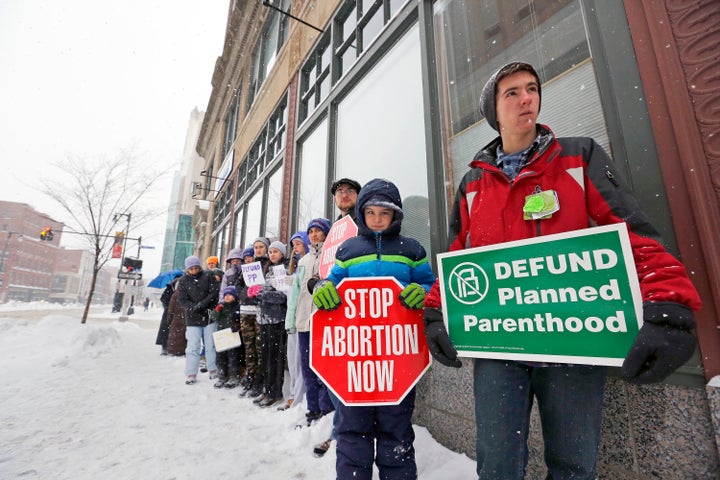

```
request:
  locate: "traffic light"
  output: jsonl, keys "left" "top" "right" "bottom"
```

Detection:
{"left": 121, "top": 257, "right": 143, "bottom": 273}
{"left": 40, "top": 226, "right": 54, "bottom": 241}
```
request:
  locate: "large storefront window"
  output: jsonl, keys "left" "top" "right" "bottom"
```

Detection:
{"left": 296, "top": 118, "right": 328, "bottom": 230}
{"left": 264, "top": 167, "right": 284, "bottom": 239}
{"left": 233, "top": 207, "right": 244, "bottom": 250}
{"left": 433, "top": 0, "right": 609, "bottom": 193}
{"left": 245, "top": 187, "right": 264, "bottom": 242}
{"left": 336, "top": 24, "right": 431, "bottom": 254}
{"left": 228, "top": 95, "right": 287, "bottom": 248}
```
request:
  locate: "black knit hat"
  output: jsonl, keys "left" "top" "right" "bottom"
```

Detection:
{"left": 330, "top": 178, "right": 362, "bottom": 195}
{"left": 479, "top": 61, "right": 542, "bottom": 132}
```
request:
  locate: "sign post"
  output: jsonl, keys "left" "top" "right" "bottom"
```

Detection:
{"left": 436, "top": 224, "right": 643, "bottom": 366}
{"left": 319, "top": 215, "right": 358, "bottom": 279}
{"left": 311, "top": 277, "right": 431, "bottom": 406}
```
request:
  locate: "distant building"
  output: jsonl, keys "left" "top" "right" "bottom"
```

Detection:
{"left": 159, "top": 108, "right": 207, "bottom": 271}
{"left": 0, "top": 201, "right": 117, "bottom": 305}
{"left": 0, "top": 201, "right": 64, "bottom": 302}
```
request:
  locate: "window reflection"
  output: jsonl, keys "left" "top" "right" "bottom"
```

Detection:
{"left": 245, "top": 187, "right": 264, "bottom": 241}
{"left": 433, "top": 0, "right": 609, "bottom": 199}
{"left": 335, "top": 25, "right": 432, "bottom": 255}
{"left": 264, "top": 167, "right": 284, "bottom": 239}
{"left": 296, "top": 118, "right": 329, "bottom": 230}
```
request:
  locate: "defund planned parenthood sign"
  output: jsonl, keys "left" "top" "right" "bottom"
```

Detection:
{"left": 436, "top": 224, "right": 643, "bottom": 366}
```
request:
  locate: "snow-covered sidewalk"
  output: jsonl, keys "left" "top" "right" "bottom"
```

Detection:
{"left": 0, "top": 308, "right": 475, "bottom": 479}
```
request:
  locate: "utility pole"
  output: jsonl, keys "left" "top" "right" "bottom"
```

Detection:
{"left": 112, "top": 212, "right": 132, "bottom": 315}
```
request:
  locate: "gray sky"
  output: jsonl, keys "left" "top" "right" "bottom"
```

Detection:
{"left": 0, "top": 0, "right": 229, "bottom": 276}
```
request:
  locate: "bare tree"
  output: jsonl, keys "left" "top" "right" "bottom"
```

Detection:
{"left": 40, "top": 149, "right": 167, "bottom": 323}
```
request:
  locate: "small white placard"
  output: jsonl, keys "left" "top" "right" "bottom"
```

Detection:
{"left": 241, "top": 261, "right": 265, "bottom": 286}
{"left": 212, "top": 327, "right": 242, "bottom": 352}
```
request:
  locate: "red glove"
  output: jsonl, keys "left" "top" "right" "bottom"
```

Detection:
{"left": 215, "top": 304, "right": 223, "bottom": 312}
{"left": 247, "top": 285, "right": 262, "bottom": 297}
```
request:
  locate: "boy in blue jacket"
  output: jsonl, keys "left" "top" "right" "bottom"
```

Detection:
{"left": 313, "top": 178, "right": 435, "bottom": 480}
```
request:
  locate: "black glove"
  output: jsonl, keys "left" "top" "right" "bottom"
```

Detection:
{"left": 192, "top": 303, "right": 204, "bottom": 313}
{"left": 621, "top": 302, "right": 696, "bottom": 384}
{"left": 423, "top": 308, "right": 462, "bottom": 368}
{"left": 307, "top": 277, "right": 319, "bottom": 294}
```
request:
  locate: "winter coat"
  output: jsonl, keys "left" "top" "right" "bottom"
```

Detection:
{"left": 176, "top": 270, "right": 219, "bottom": 327}
{"left": 166, "top": 290, "right": 187, "bottom": 356}
{"left": 424, "top": 124, "right": 702, "bottom": 311}
{"left": 285, "top": 242, "right": 323, "bottom": 333}
{"left": 326, "top": 178, "right": 436, "bottom": 291}
{"left": 256, "top": 260, "right": 289, "bottom": 326}
{"left": 160, "top": 281, "right": 175, "bottom": 308}
{"left": 155, "top": 279, "right": 178, "bottom": 346}
{"left": 215, "top": 300, "right": 241, "bottom": 331}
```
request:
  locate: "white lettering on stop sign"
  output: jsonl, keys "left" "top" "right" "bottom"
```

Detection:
{"left": 344, "top": 287, "right": 394, "bottom": 319}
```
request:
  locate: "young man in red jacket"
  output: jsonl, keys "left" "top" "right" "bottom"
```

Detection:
{"left": 423, "top": 61, "right": 701, "bottom": 480}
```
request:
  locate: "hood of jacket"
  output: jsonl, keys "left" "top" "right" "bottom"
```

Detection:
{"left": 225, "top": 248, "right": 244, "bottom": 262}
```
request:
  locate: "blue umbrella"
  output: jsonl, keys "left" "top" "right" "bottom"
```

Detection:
{"left": 147, "top": 269, "right": 183, "bottom": 289}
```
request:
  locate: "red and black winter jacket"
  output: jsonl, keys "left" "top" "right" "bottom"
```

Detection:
{"left": 425, "top": 125, "right": 701, "bottom": 311}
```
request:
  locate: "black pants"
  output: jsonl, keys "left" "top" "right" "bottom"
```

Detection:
{"left": 216, "top": 344, "right": 244, "bottom": 380}
{"left": 260, "top": 323, "right": 287, "bottom": 398}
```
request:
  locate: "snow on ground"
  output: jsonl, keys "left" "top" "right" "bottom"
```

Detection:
{"left": 0, "top": 304, "right": 475, "bottom": 480}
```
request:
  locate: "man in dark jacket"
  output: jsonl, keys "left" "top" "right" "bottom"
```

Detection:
{"left": 423, "top": 61, "right": 701, "bottom": 480}
{"left": 177, "top": 255, "right": 220, "bottom": 385}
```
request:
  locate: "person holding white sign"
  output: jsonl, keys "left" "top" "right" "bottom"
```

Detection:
{"left": 313, "top": 178, "right": 436, "bottom": 480}
{"left": 422, "top": 61, "right": 702, "bottom": 480}
{"left": 248, "top": 241, "right": 290, "bottom": 408}
{"left": 212, "top": 286, "right": 243, "bottom": 389}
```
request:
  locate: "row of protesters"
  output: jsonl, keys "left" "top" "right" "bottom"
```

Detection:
{"left": 312, "top": 178, "right": 435, "bottom": 479}
{"left": 176, "top": 255, "right": 221, "bottom": 385}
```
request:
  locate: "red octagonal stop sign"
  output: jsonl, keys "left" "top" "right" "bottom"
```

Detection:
{"left": 310, "top": 277, "right": 431, "bottom": 406}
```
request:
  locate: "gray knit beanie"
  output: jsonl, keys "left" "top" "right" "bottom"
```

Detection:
{"left": 184, "top": 255, "right": 202, "bottom": 270}
{"left": 479, "top": 61, "right": 542, "bottom": 132}
{"left": 268, "top": 240, "right": 287, "bottom": 258}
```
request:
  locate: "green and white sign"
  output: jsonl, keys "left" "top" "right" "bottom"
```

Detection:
{"left": 436, "top": 224, "right": 643, "bottom": 366}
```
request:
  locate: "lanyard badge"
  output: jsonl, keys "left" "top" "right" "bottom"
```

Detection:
{"left": 523, "top": 188, "right": 559, "bottom": 220}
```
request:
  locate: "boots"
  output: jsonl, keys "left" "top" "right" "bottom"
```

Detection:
{"left": 246, "top": 374, "right": 264, "bottom": 398}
